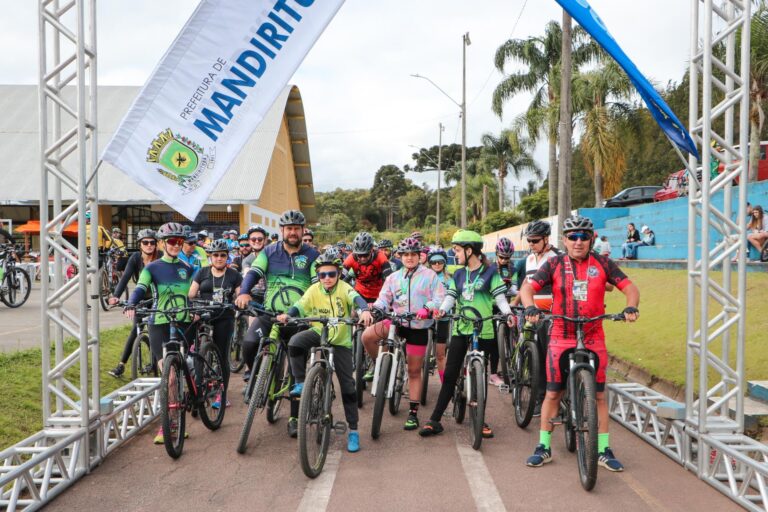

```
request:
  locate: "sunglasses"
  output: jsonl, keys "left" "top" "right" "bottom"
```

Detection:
{"left": 527, "top": 238, "right": 542, "bottom": 244}
{"left": 165, "top": 238, "right": 184, "bottom": 247}
{"left": 140, "top": 240, "right": 157, "bottom": 246}
{"left": 565, "top": 232, "right": 591, "bottom": 242}
{"left": 302, "top": 238, "right": 313, "bottom": 242}
{"left": 429, "top": 260, "right": 445, "bottom": 265}
{"left": 249, "top": 237, "right": 265, "bottom": 242}
{"left": 497, "top": 256, "right": 510, "bottom": 261}
{"left": 318, "top": 270, "right": 338, "bottom": 279}
{"left": 239, "top": 244, "right": 250, "bottom": 248}
{"left": 211, "top": 252, "right": 228, "bottom": 258}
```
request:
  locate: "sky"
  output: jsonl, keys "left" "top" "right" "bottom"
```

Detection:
{"left": 0, "top": 0, "right": 694, "bottom": 201}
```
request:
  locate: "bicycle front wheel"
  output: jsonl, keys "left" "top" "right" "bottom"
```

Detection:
{"left": 468, "top": 359, "right": 485, "bottom": 450}
{"left": 574, "top": 368, "right": 598, "bottom": 491}
{"left": 131, "top": 331, "right": 155, "bottom": 380}
{"left": 198, "top": 343, "right": 226, "bottom": 431}
{"left": 160, "top": 353, "right": 186, "bottom": 459}
{"left": 98, "top": 267, "right": 110, "bottom": 311}
{"left": 452, "top": 371, "right": 467, "bottom": 425}
{"left": 266, "top": 349, "right": 289, "bottom": 424}
{"left": 298, "top": 364, "right": 331, "bottom": 478}
{"left": 229, "top": 315, "right": 248, "bottom": 373}
{"left": 237, "top": 352, "right": 273, "bottom": 454}
{"left": 497, "top": 323, "right": 513, "bottom": 386}
{"left": 513, "top": 340, "right": 540, "bottom": 428}
{"left": 388, "top": 355, "right": 404, "bottom": 416}
{"left": 1, "top": 268, "right": 31, "bottom": 308}
{"left": 353, "top": 329, "right": 366, "bottom": 408}
{"left": 371, "top": 355, "right": 390, "bottom": 440}
{"left": 419, "top": 332, "right": 434, "bottom": 406}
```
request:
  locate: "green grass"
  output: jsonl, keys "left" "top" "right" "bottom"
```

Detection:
{"left": 604, "top": 268, "right": 768, "bottom": 387}
{"left": 0, "top": 325, "right": 132, "bottom": 449}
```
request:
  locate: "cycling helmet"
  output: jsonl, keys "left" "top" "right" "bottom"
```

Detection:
{"left": 335, "top": 241, "right": 346, "bottom": 249}
{"left": 427, "top": 248, "right": 448, "bottom": 263}
{"left": 525, "top": 220, "right": 551, "bottom": 237}
{"left": 377, "top": 239, "right": 393, "bottom": 249}
{"left": 206, "top": 239, "right": 230, "bottom": 253}
{"left": 247, "top": 224, "right": 268, "bottom": 237}
{"left": 562, "top": 215, "right": 594, "bottom": 233}
{"left": 451, "top": 229, "right": 484, "bottom": 255}
{"left": 270, "top": 233, "right": 279, "bottom": 240}
{"left": 278, "top": 209, "right": 306, "bottom": 226}
{"left": 238, "top": 233, "right": 248, "bottom": 242}
{"left": 156, "top": 222, "right": 186, "bottom": 240}
{"left": 410, "top": 231, "right": 424, "bottom": 241}
{"left": 199, "top": 230, "right": 209, "bottom": 238}
{"left": 325, "top": 246, "right": 342, "bottom": 260}
{"left": 84, "top": 210, "right": 92, "bottom": 221}
{"left": 112, "top": 227, "right": 122, "bottom": 235}
{"left": 397, "top": 237, "right": 422, "bottom": 254}
{"left": 353, "top": 232, "right": 375, "bottom": 255}
{"left": 495, "top": 237, "right": 515, "bottom": 258}
{"left": 314, "top": 250, "right": 342, "bottom": 269}
{"left": 303, "top": 228, "right": 314, "bottom": 238}
{"left": 136, "top": 229, "right": 156, "bottom": 242}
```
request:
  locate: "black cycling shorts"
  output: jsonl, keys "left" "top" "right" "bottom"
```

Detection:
{"left": 396, "top": 325, "right": 429, "bottom": 346}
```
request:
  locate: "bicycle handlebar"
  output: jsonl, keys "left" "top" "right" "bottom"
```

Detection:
{"left": 541, "top": 313, "right": 626, "bottom": 323}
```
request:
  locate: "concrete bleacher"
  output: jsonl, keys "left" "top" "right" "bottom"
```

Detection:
{"left": 581, "top": 180, "right": 768, "bottom": 262}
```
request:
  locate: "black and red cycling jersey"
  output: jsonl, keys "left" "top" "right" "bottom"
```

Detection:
{"left": 343, "top": 250, "right": 392, "bottom": 301}
{"left": 528, "top": 253, "right": 632, "bottom": 342}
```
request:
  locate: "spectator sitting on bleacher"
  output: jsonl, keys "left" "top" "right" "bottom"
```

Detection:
{"left": 746, "top": 205, "right": 767, "bottom": 260}
{"left": 598, "top": 236, "right": 611, "bottom": 256}
{"left": 621, "top": 223, "right": 641, "bottom": 259}
{"left": 622, "top": 225, "right": 654, "bottom": 260}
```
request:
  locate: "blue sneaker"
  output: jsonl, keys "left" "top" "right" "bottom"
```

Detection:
{"left": 598, "top": 447, "right": 624, "bottom": 472}
{"left": 347, "top": 431, "right": 360, "bottom": 453}
{"left": 289, "top": 382, "right": 304, "bottom": 397}
{"left": 526, "top": 444, "right": 552, "bottom": 467}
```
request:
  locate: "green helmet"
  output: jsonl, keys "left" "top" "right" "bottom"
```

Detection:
{"left": 451, "top": 229, "right": 483, "bottom": 246}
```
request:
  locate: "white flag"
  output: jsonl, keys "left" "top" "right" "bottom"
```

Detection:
{"left": 102, "top": 0, "right": 345, "bottom": 220}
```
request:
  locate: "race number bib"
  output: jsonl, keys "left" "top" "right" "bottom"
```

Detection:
{"left": 213, "top": 288, "right": 224, "bottom": 303}
{"left": 573, "top": 280, "right": 588, "bottom": 302}
{"left": 462, "top": 285, "right": 474, "bottom": 302}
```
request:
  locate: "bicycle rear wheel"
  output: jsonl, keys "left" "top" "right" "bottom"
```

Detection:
{"left": 452, "top": 372, "right": 467, "bottom": 424}
{"left": 267, "top": 349, "right": 289, "bottom": 424}
{"left": 513, "top": 340, "right": 540, "bottom": 428}
{"left": 468, "top": 359, "right": 485, "bottom": 450}
{"left": 237, "top": 352, "right": 273, "bottom": 454}
{"left": 298, "top": 364, "right": 331, "bottom": 478}
{"left": 388, "top": 355, "right": 404, "bottom": 416}
{"left": 419, "top": 332, "right": 434, "bottom": 406}
{"left": 371, "top": 355, "right": 390, "bottom": 440}
{"left": 497, "top": 323, "right": 513, "bottom": 386}
{"left": 353, "top": 329, "right": 366, "bottom": 408}
{"left": 198, "top": 343, "right": 226, "bottom": 430}
{"left": 574, "top": 368, "right": 598, "bottom": 491}
{"left": 562, "top": 394, "right": 576, "bottom": 453}
{"left": 98, "top": 267, "right": 110, "bottom": 311}
{"left": 229, "top": 315, "right": 248, "bottom": 373}
{"left": 160, "top": 354, "right": 186, "bottom": 459}
{"left": 130, "top": 332, "right": 155, "bottom": 380}
{"left": 1, "top": 268, "right": 31, "bottom": 308}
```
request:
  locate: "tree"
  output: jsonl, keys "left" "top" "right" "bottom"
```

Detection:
{"left": 480, "top": 129, "right": 540, "bottom": 211}
{"left": 517, "top": 188, "right": 549, "bottom": 222}
{"left": 406, "top": 145, "right": 483, "bottom": 184}
{"left": 371, "top": 165, "right": 411, "bottom": 230}
{"left": 746, "top": 5, "right": 768, "bottom": 182}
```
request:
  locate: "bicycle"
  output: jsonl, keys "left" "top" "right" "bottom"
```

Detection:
{"left": 497, "top": 307, "right": 540, "bottom": 428}
{"left": 294, "top": 316, "right": 357, "bottom": 478}
{"left": 0, "top": 244, "right": 31, "bottom": 308}
{"left": 369, "top": 312, "right": 414, "bottom": 440}
{"left": 445, "top": 307, "right": 506, "bottom": 450}
{"left": 419, "top": 321, "right": 443, "bottom": 406}
{"left": 131, "top": 303, "right": 227, "bottom": 459}
{"left": 229, "top": 303, "right": 257, "bottom": 373}
{"left": 541, "top": 312, "right": 626, "bottom": 491}
{"left": 114, "top": 299, "right": 157, "bottom": 380}
{"left": 351, "top": 323, "right": 371, "bottom": 408}
{"left": 237, "top": 307, "right": 297, "bottom": 454}
{"left": 99, "top": 247, "right": 125, "bottom": 311}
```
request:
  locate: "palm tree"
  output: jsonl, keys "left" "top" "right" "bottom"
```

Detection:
{"left": 480, "top": 129, "right": 541, "bottom": 211}
{"left": 747, "top": 5, "right": 768, "bottom": 182}
{"left": 573, "top": 57, "right": 634, "bottom": 205}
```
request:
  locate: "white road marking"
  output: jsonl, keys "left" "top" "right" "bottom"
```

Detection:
{"left": 456, "top": 442, "right": 507, "bottom": 512}
{"left": 297, "top": 449, "right": 342, "bottom": 512}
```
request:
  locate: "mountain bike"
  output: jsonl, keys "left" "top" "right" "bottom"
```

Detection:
{"left": 295, "top": 316, "right": 357, "bottom": 478}
{"left": 352, "top": 323, "right": 371, "bottom": 408}
{"left": 369, "top": 312, "right": 414, "bottom": 440}
{"left": 542, "top": 312, "right": 626, "bottom": 491}
{"left": 230, "top": 303, "right": 260, "bottom": 373}
{"left": 99, "top": 247, "right": 126, "bottom": 311}
{"left": 130, "top": 303, "right": 227, "bottom": 459}
{"left": 419, "top": 323, "right": 438, "bottom": 406}
{"left": 0, "top": 244, "right": 31, "bottom": 308}
{"left": 498, "top": 307, "right": 540, "bottom": 428}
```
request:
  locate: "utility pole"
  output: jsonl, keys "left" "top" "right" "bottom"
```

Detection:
{"left": 461, "top": 32, "right": 471, "bottom": 228}
{"left": 511, "top": 185, "right": 520, "bottom": 209}
{"left": 436, "top": 122, "right": 443, "bottom": 245}
{"left": 482, "top": 184, "right": 488, "bottom": 220}
{"left": 557, "top": 11, "right": 573, "bottom": 247}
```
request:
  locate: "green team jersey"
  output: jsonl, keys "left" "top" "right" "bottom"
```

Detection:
{"left": 447, "top": 263, "right": 506, "bottom": 338}
{"left": 129, "top": 255, "right": 193, "bottom": 325}
{"left": 291, "top": 280, "right": 364, "bottom": 348}
{"left": 244, "top": 242, "right": 319, "bottom": 313}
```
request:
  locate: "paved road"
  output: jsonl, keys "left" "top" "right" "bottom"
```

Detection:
{"left": 47, "top": 374, "right": 738, "bottom": 511}
{"left": 0, "top": 283, "right": 130, "bottom": 352}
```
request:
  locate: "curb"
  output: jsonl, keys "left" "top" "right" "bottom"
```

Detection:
{"left": 609, "top": 354, "right": 685, "bottom": 402}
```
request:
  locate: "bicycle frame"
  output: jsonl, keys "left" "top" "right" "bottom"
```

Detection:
{"left": 370, "top": 315, "right": 409, "bottom": 399}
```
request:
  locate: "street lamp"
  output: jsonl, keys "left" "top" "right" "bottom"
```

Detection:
{"left": 410, "top": 31, "right": 470, "bottom": 228}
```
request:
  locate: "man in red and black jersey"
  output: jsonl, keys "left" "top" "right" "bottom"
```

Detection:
{"left": 520, "top": 215, "right": 639, "bottom": 472}
{"left": 343, "top": 231, "right": 393, "bottom": 302}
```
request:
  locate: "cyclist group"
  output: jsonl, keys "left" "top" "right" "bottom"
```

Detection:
{"left": 111, "top": 208, "right": 639, "bottom": 471}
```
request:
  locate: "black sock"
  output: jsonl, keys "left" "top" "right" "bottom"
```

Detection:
{"left": 409, "top": 401, "right": 419, "bottom": 415}
{"left": 290, "top": 398, "right": 299, "bottom": 418}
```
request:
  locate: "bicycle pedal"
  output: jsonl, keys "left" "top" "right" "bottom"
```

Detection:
{"left": 548, "top": 418, "right": 564, "bottom": 426}
{"left": 333, "top": 421, "right": 347, "bottom": 434}
{"left": 498, "top": 384, "right": 510, "bottom": 394}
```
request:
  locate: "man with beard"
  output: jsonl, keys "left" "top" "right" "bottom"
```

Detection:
{"left": 235, "top": 209, "right": 320, "bottom": 438}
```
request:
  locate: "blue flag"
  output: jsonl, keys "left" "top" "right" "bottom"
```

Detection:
{"left": 556, "top": 0, "right": 699, "bottom": 159}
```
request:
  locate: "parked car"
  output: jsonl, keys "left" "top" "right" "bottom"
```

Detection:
{"left": 654, "top": 167, "right": 702, "bottom": 202}
{"left": 604, "top": 186, "right": 662, "bottom": 207}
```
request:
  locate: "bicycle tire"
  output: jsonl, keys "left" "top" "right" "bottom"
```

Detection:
{"left": 563, "top": 395, "right": 576, "bottom": 453}
{"left": 160, "top": 353, "right": 186, "bottom": 459}
{"left": 266, "top": 349, "right": 289, "bottom": 424}
{"left": 354, "top": 329, "right": 366, "bottom": 408}
{"left": 1, "top": 267, "right": 31, "bottom": 308}
{"left": 468, "top": 359, "right": 485, "bottom": 450}
{"left": 130, "top": 332, "right": 155, "bottom": 380}
{"left": 497, "top": 323, "right": 513, "bottom": 387}
{"left": 388, "top": 355, "right": 404, "bottom": 416}
{"left": 298, "top": 364, "right": 331, "bottom": 478}
{"left": 98, "top": 267, "right": 110, "bottom": 311}
{"left": 419, "top": 332, "right": 434, "bottom": 406}
{"left": 513, "top": 340, "right": 540, "bottom": 428}
{"left": 452, "top": 372, "right": 467, "bottom": 424}
{"left": 574, "top": 368, "right": 599, "bottom": 491}
{"left": 198, "top": 343, "right": 226, "bottom": 431}
{"left": 236, "top": 352, "right": 272, "bottom": 454}
{"left": 229, "top": 316, "right": 248, "bottom": 373}
{"left": 371, "top": 355, "right": 391, "bottom": 440}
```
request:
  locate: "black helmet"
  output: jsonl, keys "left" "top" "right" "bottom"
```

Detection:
{"left": 353, "top": 232, "right": 374, "bottom": 255}
{"left": 562, "top": 215, "right": 594, "bottom": 233}
{"left": 247, "top": 224, "right": 267, "bottom": 237}
{"left": 156, "top": 222, "right": 185, "bottom": 240}
{"left": 136, "top": 229, "right": 156, "bottom": 242}
{"left": 377, "top": 239, "right": 393, "bottom": 249}
{"left": 206, "top": 239, "right": 230, "bottom": 253}
{"left": 525, "top": 220, "right": 551, "bottom": 237}
{"left": 314, "top": 250, "right": 342, "bottom": 269}
{"left": 278, "top": 209, "right": 305, "bottom": 226}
